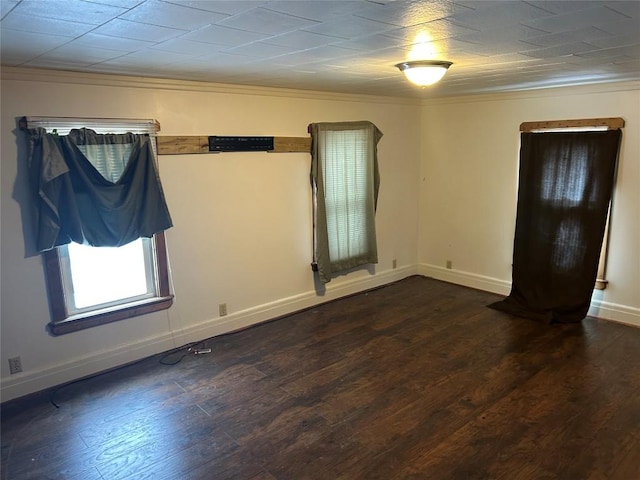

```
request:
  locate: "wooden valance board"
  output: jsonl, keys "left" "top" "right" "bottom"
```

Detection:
{"left": 157, "top": 136, "right": 311, "bottom": 155}
{"left": 520, "top": 117, "right": 625, "bottom": 132}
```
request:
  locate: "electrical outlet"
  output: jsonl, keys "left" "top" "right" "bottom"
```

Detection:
{"left": 8, "top": 356, "right": 22, "bottom": 375}
{"left": 219, "top": 303, "right": 227, "bottom": 317}
{"left": 446, "top": 260, "right": 453, "bottom": 270}
{"left": 392, "top": 259, "right": 397, "bottom": 269}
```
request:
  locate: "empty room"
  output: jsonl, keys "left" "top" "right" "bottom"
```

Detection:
{"left": 1, "top": 1, "right": 639, "bottom": 479}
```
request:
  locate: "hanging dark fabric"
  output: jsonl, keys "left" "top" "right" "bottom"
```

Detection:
{"left": 28, "top": 128, "right": 173, "bottom": 252}
{"left": 489, "top": 129, "right": 621, "bottom": 323}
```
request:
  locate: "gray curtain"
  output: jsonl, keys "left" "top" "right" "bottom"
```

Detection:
{"left": 489, "top": 130, "right": 621, "bottom": 323}
{"left": 310, "top": 121, "right": 382, "bottom": 284}
{"left": 28, "top": 128, "right": 172, "bottom": 252}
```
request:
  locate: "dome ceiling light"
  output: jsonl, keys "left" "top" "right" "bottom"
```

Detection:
{"left": 395, "top": 60, "right": 453, "bottom": 87}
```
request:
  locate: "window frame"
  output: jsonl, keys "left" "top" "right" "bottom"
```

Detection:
{"left": 44, "top": 232, "right": 173, "bottom": 335}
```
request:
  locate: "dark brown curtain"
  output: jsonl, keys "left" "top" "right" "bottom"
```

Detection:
{"left": 489, "top": 129, "right": 621, "bottom": 323}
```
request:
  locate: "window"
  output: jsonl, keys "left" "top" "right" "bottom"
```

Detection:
{"left": 25, "top": 117, "right": 173, "bottom": 335}
{"left": 62, "top": 239, "right": 156, "bottom": 312}
{"left": 310, "top": 121, "right": 382, "bottom": 284}
{"left": 44, "top": 233, "right": 172, "bottom": 335}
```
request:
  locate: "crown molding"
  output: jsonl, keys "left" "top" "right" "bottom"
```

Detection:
{"left": 420, "top": 80, "right": 640, "bottom": 106}
{"left": 1, "top": 66, "right": 419, "bottom": 107}
{"left": 4, "top": 66, "right": 637, "bottom": 108}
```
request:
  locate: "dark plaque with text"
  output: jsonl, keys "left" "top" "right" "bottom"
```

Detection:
{"left": 208, "top": 136, "right": 274, "bottom": 152}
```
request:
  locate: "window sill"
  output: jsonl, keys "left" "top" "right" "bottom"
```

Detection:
{"left": 48, "top": 295, "right": 174, "bottom": 335}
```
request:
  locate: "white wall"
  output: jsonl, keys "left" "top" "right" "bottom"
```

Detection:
{"left": 0, "top": 68, "right": 421, "bottom": 401}
{"left": 419, "top": 82, "right": 640, "bottom": 325}
{"left": 3, "top": 69, "right": 638, "bottom": 403}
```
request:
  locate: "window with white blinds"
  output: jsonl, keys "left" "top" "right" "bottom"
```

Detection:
{"left": 310, "top": 121, "right": 382, "bottom": 284}
{"left": 322, "top": 128, "right": 374, "bottom": 263}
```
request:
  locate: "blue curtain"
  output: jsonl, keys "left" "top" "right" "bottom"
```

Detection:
{"left": 28, "top": 128, "right": 172, "bottom": 252}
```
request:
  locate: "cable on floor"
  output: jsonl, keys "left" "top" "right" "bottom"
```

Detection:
{"left": 49, "top": 341, "right": 209, "bottom": 408}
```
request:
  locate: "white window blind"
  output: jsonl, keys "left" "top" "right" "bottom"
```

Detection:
{"left": 322, "top": 129, "right": 374, "bottom": 262}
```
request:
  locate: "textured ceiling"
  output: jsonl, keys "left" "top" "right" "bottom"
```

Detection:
{"left": 1, "top": 0, "right": 639, "bottom": 98}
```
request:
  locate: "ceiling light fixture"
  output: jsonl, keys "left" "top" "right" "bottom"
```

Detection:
{"left": 395, "top": 60, "right": 453, "bottom": 87}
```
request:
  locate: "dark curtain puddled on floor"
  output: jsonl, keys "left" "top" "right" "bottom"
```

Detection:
{"left": 28, "top": 127, "right": 173, "bottom": 252}
{"left": 489, "top": 130, "right": 621, "bottom": 323}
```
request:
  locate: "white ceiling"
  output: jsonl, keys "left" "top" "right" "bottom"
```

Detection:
{"left": 1, "top": 0, "right": 639, "bottom": 98}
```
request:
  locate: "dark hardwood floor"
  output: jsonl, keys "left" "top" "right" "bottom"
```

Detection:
{"left": 2, "top": 276, "right": 640, "bottom": 480}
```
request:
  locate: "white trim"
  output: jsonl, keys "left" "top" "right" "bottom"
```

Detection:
{"left": 175, "top": 264, "right": 418, "bottom": 344}
{"left": 0, "top": 330, "right": 178, "bottom": 404}
{"left": 419, "top": 263, "right": 511, "bottom": 295}
{"left": 1, "top": 67, "right": 418, "bottom": 106}
{"left": 420, "top": 80, "right": 640, "bottom": 107}
{"left": 6, "top": 67, "right": 636, "bottom": 108}
{"left": 0, "top": 265, "right": 417, "bottom": 403}
{"left": 420, "top": 262, "right": 640, "bottom": 327}
{"left": 588, "top": 300, "right": 640, "bottom": 328}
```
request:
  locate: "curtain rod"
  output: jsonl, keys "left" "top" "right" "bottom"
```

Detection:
{"left": 19, "top": 116, "right": 161, "bottom": 132}
{"left": 520, "top": 117, "right": 624, "bottom": 132}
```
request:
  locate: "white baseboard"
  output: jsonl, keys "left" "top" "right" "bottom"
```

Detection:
{"left": 419, "top": 263, "right": 511, "bottom": 295}
{"left": 1, "top": 265, "right": 417, "bottom": 403}
{"left": 0, "top": 332, "right": 179, "bottom": 404}
{"left": 588, "top": 300, "right": 640, "bottom": 328}
{"left": 169, "top": 264, "right": 419, "bottom": 348}
{"left": 420, "top": 263, "right": 640, "bottom": 328}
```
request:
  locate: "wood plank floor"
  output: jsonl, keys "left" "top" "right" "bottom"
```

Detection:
{"left": 2, "top": 276, "right": 640, "bottom": 480}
